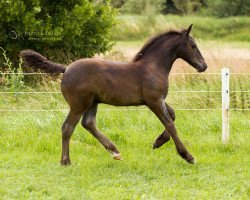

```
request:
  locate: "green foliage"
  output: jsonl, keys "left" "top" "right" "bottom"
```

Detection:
{"left": 0, "top": 0, "right": 117, "bottom": 67}
{"left": 112, "top": 0, "right": 250, "bottom": 17}
{"left": 0, "top": 47, "right": 24, "bottom": 91}
{"left": 121, "top": 0, "right": 165, "bottom": 15}
{"left": 112, "top": 0, "right": 205, "bottom": 15}
{"left": 205, "top": 0, "right": 250, "bottom": 18}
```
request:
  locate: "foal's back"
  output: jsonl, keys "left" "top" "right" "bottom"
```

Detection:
{"left": 61, "top": 58, "right": 145, "bottom": 107}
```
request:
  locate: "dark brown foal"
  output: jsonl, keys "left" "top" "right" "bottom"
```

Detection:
{"left": 21, "top": 24, "right": 207, "bottom": 165}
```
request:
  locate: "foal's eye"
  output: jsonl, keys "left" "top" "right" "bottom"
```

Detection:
{"left": 191, "top": 44, "right": 196, "bottom": 49}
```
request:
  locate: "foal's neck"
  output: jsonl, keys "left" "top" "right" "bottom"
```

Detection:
{"left": 151, "top": 36, "right": 180, "bottom": 74}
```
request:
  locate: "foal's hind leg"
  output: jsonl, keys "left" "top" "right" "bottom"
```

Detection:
{"left": 153, "top": 103, "right": 175, "bottom": 149}
{"left": 61, "top": 110, "right": 83, "bottom": 165}
{"left": 81, "top": 103, "right": 121, "bottom": 160}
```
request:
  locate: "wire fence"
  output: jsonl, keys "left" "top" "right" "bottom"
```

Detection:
{"left": 2, "top": 72, "right": 250, "bottom": 75}
{"left": 0, "top": 108, "right": 249, "bottom": 112}
{"left": 0, "top": 90, "right": 249, "bottom": 94}
{"left": 0, "top": 72, "right": 249, "bottom": 112}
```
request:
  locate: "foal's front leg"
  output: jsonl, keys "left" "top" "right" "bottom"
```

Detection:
{"left": 153, "top": 103, "right": 175, "bottom": 149}
{"left": 148, "top": 100, "right": 195, "bottom": 164}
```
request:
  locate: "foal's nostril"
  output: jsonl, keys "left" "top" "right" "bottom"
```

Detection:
{"left": 197, "top": 63, "right": 207, "bottom": 72}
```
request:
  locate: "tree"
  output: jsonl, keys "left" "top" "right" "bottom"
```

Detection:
{"left": 0, "top": 0, "right": 117, "bottom": 66}
{"left": 111, "top": 0, "right": 126, "bottom": 8}
{"left": 206, "top": 0, "right": 250, "bottom": 17}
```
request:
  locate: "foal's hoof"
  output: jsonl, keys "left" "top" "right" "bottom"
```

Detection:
{"left": 153, "top": 142, "right": 158, "bottom": 149}
{"left": 186, "top": 158, "right": 196, "bottom": 164}
{"left": 60, "top": 159, "right": 71, "bottom": 166}
{"left": 112, "top": 152, "right": 122, "bottom": 160}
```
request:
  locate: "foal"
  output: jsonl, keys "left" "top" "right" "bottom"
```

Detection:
{"left": 21, "top": 24, "right": 207, "bottom": 165}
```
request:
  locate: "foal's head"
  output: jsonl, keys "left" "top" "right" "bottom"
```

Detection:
{"left": 177, "top": 24, "right": 207, "bottom": 72}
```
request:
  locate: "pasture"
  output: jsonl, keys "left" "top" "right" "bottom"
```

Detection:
{"left": 0, "top": 61, "right": 249, "bottom": 199}
{"left": 0, "top": 107, "right": 249, "bottom": 199}
{"left": 0, "top": 14, "right": 250, "bottom": 199}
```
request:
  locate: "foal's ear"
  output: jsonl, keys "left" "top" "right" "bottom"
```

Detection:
{"left": 186, "top": 24, "right": 193, "bottom": 36}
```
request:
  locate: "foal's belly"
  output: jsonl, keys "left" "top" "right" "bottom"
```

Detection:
{"left": 96, "top": 83, "right": 144, "bottom": 106}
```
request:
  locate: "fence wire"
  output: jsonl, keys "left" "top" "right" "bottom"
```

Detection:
{"left": 0, "top": 72, "right": 249, "bottom": 112}
{"left": 0, "top": 108, "right": 249, "bottom": 112}
{"left": 1, "top": 72, "right": 250, "bottom": 75}
{"left": 0, "top": 90, "right": 249, "bottom": 94}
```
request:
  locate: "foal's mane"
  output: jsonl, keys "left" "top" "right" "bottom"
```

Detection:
{"left": 133, "top": 30, "right": 181, "bottom": 62}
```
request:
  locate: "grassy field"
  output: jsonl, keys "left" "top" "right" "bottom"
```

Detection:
{"left": 113, "top": 15, "right": 250, "bottom": 42}
{"left": 0, "top": 108, "right": 249, "bottom": 199}
{"left": 0, "top": 73, "right": 249, "bottom": 199}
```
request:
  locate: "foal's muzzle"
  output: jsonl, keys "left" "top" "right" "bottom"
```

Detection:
{"left": 197, "top": 63, "right": 208, "bottom": 73}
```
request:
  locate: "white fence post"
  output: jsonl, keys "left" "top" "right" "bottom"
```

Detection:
{"left": 221, "top": 68, "right": 230, "bottom": 144}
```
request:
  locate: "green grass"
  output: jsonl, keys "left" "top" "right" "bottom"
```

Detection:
{"left": 113, "top": 15, "right": 250, "bottom": 42}
{"left": 0, "top": 109, "right": 249, "bottom": 199}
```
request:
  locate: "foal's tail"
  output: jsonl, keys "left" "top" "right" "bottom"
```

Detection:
{"left": 20, "top": 49, "right": 66, "bottom": 74}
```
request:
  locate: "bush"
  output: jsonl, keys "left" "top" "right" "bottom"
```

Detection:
{"left": 0, "top": 0, "right": 117, "bottom": 67}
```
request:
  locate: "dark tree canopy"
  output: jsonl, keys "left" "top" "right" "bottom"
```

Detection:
{"left": 111, "top": 0, "right": 250, "bottom": 17}
{"left": 205, "top": 0, "right": 250, "bottom": 17}
{"left": 0, "top": 0, "right": 117, "bottom": 65}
